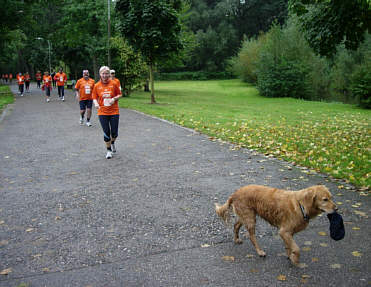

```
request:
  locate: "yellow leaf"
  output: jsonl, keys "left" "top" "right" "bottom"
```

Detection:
{"left": 277, "top": 275, "right": 286, "bottom": 281}
{"left": 246, "top": 254, "right": 254, "bottom": 258}
{"left": 352, "top": 227, "right": 360, "bottom": 230}
{"left": 312, "top": 257, "right": 319, "bottom": 262}
{"left": 320, "top": 243, "right": 328, "bottom": 247}
{"left": 302, "top": 247, "right": 311, "bottom": 251}
{"left": 0, "top": 268, "right": 12, "bottom": 275}
{"left": 352, "top": 251, "right": 362, "bottom": 257}
{"left": 201, "top": 244, "right": 210, "bottom": 248}
{"left": 330, "top": 264, "right": 341, "bottom": 269}
{"left": 222, "top": 256, "right": 235, "bottom": 262}
{"left": 0, "top": 220, "right": 4, "bottom": 225}
{"left": 250, "top": 268, "right": 259, "bottom": 273}
{"left": 318, "top": 231, "right": 327, "bottom": 236}
{"left": 42, "top": 267, "right": 50, "bottom": 272}
{"left": 26, "top": 228, "right": 34, "bottom": 232}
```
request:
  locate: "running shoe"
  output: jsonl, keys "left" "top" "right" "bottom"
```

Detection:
{"left": 86, "top": 121, "right": 92, "bottom": 127}
{"left": 62, "top": 96, "right": 65, "bottom": 101}
{"left": 111, "top": 144, "right": 116, "bottom": 153}
{"left": 46, "top": 98, "right": 50, "bottom": 102}
{"left": 106, "top": 151, "right": 113, "bottom": 159}
{"left": 80, "top": 118, "right": 84, "bottom": 125}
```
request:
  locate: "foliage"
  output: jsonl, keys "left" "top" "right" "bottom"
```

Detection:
{"left": 289, "top": 0, "right": 371, "bottom": 57}
{"left": 110, "top": 36, "right": 147, "bottom": 95}
{"left": 350, "top": 61, "right": 371, "bottom": 109}
{"left": 121, "top": 79, "right": 371, "bottom": 188}
{"left": 230, "top": 34, "right": 266, "bottom": 83}
{"left": 155, "top": 71, "right": 234, "bottom": 80}
{"left": 256, "top": 22, "right": 314, "bottom": 99}
{"left": 0, "top": 85, "right": 14, "bottom": 111}
{"left": 116, "top": 0, "right": 184, "bottom": 103}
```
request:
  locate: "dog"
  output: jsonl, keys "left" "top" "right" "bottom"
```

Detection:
{"left": 215, "top": 185, "right": 337, "bottom": 266}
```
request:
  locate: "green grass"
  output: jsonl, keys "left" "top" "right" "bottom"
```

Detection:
{"left": 120, "top": 79, "right": 371, "bottom": 189}
{"left": 0, "top": 85, "right": 14, "bottom": 111}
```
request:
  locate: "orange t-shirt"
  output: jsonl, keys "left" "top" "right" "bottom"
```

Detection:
{"left": 43, "top": 75, "right": 52, "bottom": 87}
{"left": 25, "top": 74, "right": 31, "bottom": 82}
{"left": 9, "top": 74, "right": 13, "bottom": 79}
{"left": 92, "top": 80, "right": 121, "bottom": 116}
{"left": 36, "top": 73, "right": 42, "bottom": 80}
{"left": 17, "top": 75, "right": 25, "bottom": 85}
{"left": 75, "top": 77, "right": 95, "bottom": 101}
{"left": 54, "top": 72, "right": 67, "bottom": 86}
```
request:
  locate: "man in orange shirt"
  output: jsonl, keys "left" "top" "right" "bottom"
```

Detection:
{"left": 42, "top": 71, "right": 52, "bottom": 102}
{"left": 24, "top": 72, "right": 31, "bottom": 93}
{"left": 92, "top": 66, "right": 122, "bottom": 159}
{"left": 75, "top": 70, "right": 95, "bottom": 127}
{"left": 17, "top": 72, "right": 25, "bottom": 96}
{"left": 110, "top": 69, "right": 122, "bottom": 91}
{"left": 35, "top": 71, "right": 42, "bottom": 88}
{"left": 54, "top": 68, "right": 67, "bottom": 101}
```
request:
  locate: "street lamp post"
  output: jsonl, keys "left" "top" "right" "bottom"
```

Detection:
{"left": 107, "top": 0, "right": 111, "bottom": 67}
{"left": 36, "top": 37, "right": 51, "bottom": 74}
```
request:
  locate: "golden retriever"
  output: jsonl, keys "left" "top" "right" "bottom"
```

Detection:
{"left": 215, "top": 185, "right": 337, "bottom": 266}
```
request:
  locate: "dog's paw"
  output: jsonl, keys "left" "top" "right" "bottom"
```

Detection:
{"left": 257, "top": 250, "right": 266, "bottom": 257}
{"left": 234, "top": 238, "right": 243, "bottom": 244}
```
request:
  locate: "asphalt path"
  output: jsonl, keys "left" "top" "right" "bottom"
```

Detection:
{"left": 0, "top": 83, "right": 370, "bottom": 287}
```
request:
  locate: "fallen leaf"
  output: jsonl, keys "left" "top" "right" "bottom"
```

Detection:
{"left": 312, "top": 257, "right": 319, "bottom": 262}
{"left": 26, "top": 228, "right": 34, "bottom": 232}
{"left": 201, "top": 244, "right": 210, "bottom": 248}
{"left": 42, "top": 267, "right": 49, "bottom": 272}
{"left": 298, "top": 263, "right": 308, "bottom": 268}
{"left": 304, "top": 241, "right": 312, "bottom": 246}
{"left": 246, "top": 254, "right": 254, "bottom": 258}
{"left": 0, "top": 220, "right": 4, "bottom": 225}
{"left": 320, "top": 243, "right": 328, "bottom": 247}
{"left": 222, "top": 256, "right": 235, "bottom": 262}
{"left": 302, "top": 247, "right": 311, "bottom": 252}
{"left": 330, "top": 264, "right": 341, "bottom": 269}
{"left": 352, "top": 251, "right": 362, "bottom": 257}
{"left": 0, "top": 268, "right": 12, "bottom": 275}
{"left": 318, "top": 231, "right": 327, "bottom": 236}
{"left": 0, "top": 240, "right": 9, "bottom": 246}
{"left": 352, "top": 227, "right": 360, "bottom": 230}
{"left": 354, "top": 210, "right": 367, "bottom": 217}
{"left": 250, "top": 268, "right": 259, "bottom": 273}
{"left": 302, "top": 274, "right": 310, "bottom": 279}
{"left": 277, "top": 274, "right": 286, "bottom": 281}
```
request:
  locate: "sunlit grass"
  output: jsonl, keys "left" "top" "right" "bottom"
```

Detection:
{"left": 0, "top": 85, "right": 14, "bottom": 110}
{"left": 120, "top": 79, "right": 371, "bottom": 188}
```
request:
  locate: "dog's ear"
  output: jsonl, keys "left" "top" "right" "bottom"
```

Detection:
{"left": 302, "top": 188, "right": 317, "bottom": 207}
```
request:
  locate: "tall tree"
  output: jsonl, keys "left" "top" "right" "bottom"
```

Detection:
{"left": 289, "top": 0, "right": 371, "bottom": 57}
{"left": 116, "top": 0, "right": 183, "bottom": 103}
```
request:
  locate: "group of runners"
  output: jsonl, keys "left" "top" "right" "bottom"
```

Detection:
{"left": 3, "top": 66, "right": 122, "bottom": 159}
{"left": 1, "top": 73, "right": 14, "bottom": 84}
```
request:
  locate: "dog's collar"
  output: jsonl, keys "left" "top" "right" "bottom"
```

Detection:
{"left": 299, "top": 203, "right": 310, "bottom": 222}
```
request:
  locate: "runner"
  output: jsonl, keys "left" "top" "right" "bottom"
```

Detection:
{"left": 4, "top": 74, "right": 8, "bottom": 83}
{"left": 17, "top": 72, "right": 25, "bottom": 96}
{"left": 42, "top": 71, "right": 52, "bottom": 102}
{"left": 110, "top": 69, "right": 122, "bottom": 91}
{"left": 9, "top": 73, "right": 13, "bottom": 84}
{"left": 24, "top": 72, "right": 31, "bottom": 93}
{"left": 92, "top": 66, "right": 122, "bottom": 159}
{"left": 54, "top": 68, "right": 67, "bottom": 101}
{"left": 51, "top": 69, "right": 56, "bottom": 88}
{"left": 75, "top": 70, "right": 95, "bottom": 127}
{"left": 35, "top": 71, "right": 42, "bottom": 88}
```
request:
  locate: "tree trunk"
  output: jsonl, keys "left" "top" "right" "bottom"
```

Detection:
{"left": 149, "top": 63, "right": 156, "bottom": 104}
{"left": 92, "top": 54, "right": 99, "bottom": 81}
{"left": 144, "top": 79, "right": 150, "bottom": 92}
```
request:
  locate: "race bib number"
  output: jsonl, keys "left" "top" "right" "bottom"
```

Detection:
{"left": 60, "top": 76, "right": 63, "bottom": 82}
{"left": 85, "top": 85, "right": 91, "bottom": 94}
{"left": 45, "top": 79, "right": 49, "bottom": 82}
{"left": 104, "top": 98, "right": 112, "bottom": 106}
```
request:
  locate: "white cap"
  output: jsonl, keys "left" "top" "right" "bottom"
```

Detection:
{"left": 110, "top": 69, "right": 115, "bottom": 74}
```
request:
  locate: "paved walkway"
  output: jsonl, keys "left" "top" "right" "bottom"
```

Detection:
{"left": 0, "top": 83, "right": 370, "bottom": 287}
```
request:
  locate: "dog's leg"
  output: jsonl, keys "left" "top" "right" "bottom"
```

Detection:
{"left": 233, "top": 220, "right": 243, "bottom": 244}
{"left": 279, "top": 229, "right": 300, "bottom": 266}
{"left": 241, "top": 210, "right": 266, "bottom": 257}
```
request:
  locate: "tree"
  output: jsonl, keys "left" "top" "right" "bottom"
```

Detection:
{"left": 289, "top": 0, "right": 371, "bottom": 57}
{"left": 116, "top": 0, "right": 184, "bottom": 103}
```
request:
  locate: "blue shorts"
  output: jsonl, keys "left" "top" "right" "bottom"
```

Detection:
{"left": 79, "top": 100, "right": 93, "bottom": 110}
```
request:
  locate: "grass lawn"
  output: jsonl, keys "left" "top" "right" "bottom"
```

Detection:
{"left": 120, "top": 79, "right": 371, "bottom": 189}
{"left": 0, "top": 85, "right": 14, "bottom": 111}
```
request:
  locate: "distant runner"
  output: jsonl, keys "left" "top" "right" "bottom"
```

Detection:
{"left": 35, "top": 71, "right": 42, "bottom": 88}
{"left": 42, "top": 71, "right": 52, "bottom": 102}
{"left": 24, "top": 72, "right": 31, "bottom": 93}
{"left": 54, "top": 68, "right": 67, "bottom": 101}
{"left": 75, "top": 70, "right": 95, "bottom": 127}
{"left": 17, "top": 72, "right": 25, "bottom": 97}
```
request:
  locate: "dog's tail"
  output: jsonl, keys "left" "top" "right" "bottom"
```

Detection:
{"left": 215, "top": 197, "right": 233, "bottom": 226}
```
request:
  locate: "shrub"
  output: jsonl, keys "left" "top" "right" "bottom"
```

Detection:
{"left": 155, "top": 71, "right": 234, "bottom": 81}
{"left": 350, "top": 61, "right": 371, "bottom": 108}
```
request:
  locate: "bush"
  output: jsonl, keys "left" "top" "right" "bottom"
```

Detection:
{"left": 155, "top": 71, "right": 234, "bottom": 81}
{"left": 230, "top": 35, "right": 266, "bottom": 84}
{"left": 350, "top": 61, "right": 371, "bottom": 108}
{"left": 256, "top": 22, "right": 313, "bottom": 99}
